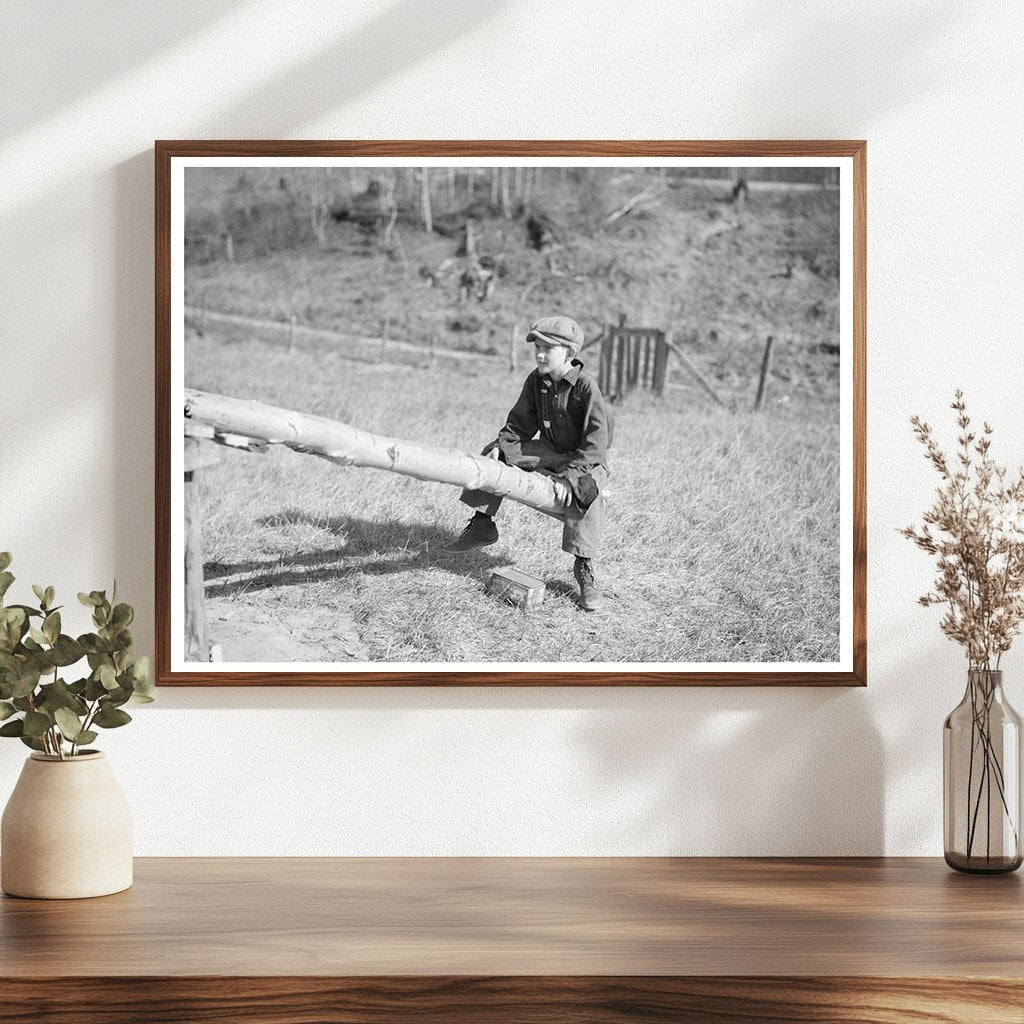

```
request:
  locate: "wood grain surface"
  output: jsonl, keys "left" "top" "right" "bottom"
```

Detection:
{"left": 1, "top": 857, "right": 1020, "bottom": 1022}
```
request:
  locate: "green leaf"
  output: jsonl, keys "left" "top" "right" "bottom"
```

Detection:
{"left": 19, "top": 734, "right": 45, "bottom": 752}
{"left": 12, "top": 697, "right": 32, "bottom": 712}
{"left": 42, "top": 611, "right": 60, "bottom": 644}
{"left": 7, "top": 604, "right": 42, "bottom": 619}
{"left": 22, "top": 711, "right": 51, "bottom": 738}
{"left": 0, "top": 607, "right": 27, "bottom": 651}
{"left": 44, "top": 586, "right": 55, "bottom": 608}
{"left": 50, "top": 635, "right": 85, "bottom": 668}
{"left": 92, "top": 705, "right": 131, "bottom": 729}
{"left": 103, "top": 685, "right": 132, "bottom": 709}
{"left": 74, "top": 730, "right": 98, "bottom": 746}
{"left": 78, "top": 592, "right": 100, "bottom": 608}
{"left": 110, "top": 603, "right": 134, "bottom": 629}
{"left": 31, "top": 584, "right": 47, "bottom": 608}
{"left": 0, "top": 572, "right": 14, "bottom": 602}
{"left": 0, "top": 553, "right": 11, "bottom": 573}
{"left": 0, "top": 701, "right": 16, "bottom": 721}
{"left": 0, "top": 719, "right": 24, "bottom": 737}
{"left": 42, "top": 610, "right": 60, "bottom": 643}
{"left": 11, "top": 666, "right": 41, "bottom": 699}
{"left": 36, "top": 678, "right": 88, "bottom": 717}
{"left": 54, "top": 707, "right": 85, "bottom": 741}
{"left": 83, "top": 675, "right": 107, "bottom": 701}
{"left": 98, "top": 664, "right": 118, "bottom": 691}
{"left": 28, "top": 627, "right": 49, "bottom": 646}
{"left": 128, "top": 657, "right": 154, "bottom": 700}
{"left": 81, "top": 635, "right": 112, "bottom": 656}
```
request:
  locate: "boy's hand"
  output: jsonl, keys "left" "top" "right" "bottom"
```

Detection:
{"left": 550, "top": 477, "right": 572, "bottom": 505}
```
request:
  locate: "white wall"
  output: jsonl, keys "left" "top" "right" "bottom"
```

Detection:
{"left": 1, "top": 0, "right": 1022, "bottom": 855}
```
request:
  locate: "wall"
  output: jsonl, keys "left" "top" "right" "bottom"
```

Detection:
{"left": 1, "top": 0, "right": 1022, "bottom": 855}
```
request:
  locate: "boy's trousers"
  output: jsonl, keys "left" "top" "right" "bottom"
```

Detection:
{"left": 459, "top": 438, "right": 607, "bottom": 559}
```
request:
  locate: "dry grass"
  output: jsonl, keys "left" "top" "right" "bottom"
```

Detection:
{"left": 189, "top": 334, "right": 839, "bottom": 664}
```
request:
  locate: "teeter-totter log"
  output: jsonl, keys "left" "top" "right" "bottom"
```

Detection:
{"left": 184, "top": 388, "right": 571, "bottom": 518}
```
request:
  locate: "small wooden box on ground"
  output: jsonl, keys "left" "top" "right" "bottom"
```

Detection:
{"left": 487, "top": 568, "right": 545, "bottom": 610}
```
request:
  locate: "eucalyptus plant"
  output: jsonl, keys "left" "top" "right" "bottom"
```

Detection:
{"left": 0, "top": 552, "right": 153, "bottom": 759}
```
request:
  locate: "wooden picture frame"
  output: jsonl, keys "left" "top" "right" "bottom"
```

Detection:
{"left": 156, "top": 141, "right": 866, "bottom": 686}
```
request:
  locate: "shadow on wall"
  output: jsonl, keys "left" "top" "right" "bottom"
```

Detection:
{"left": 725, "top": 1, "right": 977, "bottom": 130}
{"left": 571, "top": 687, "right": 885, "bottom": 855}
{"left": 0, "top": 1, "right": 246, "bottom": 138}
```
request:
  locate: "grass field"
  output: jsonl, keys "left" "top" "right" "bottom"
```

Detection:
{"left": 188, "top": 333, "right": 840, "bottom": 664}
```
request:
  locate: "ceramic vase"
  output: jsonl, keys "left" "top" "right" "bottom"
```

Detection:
{"left": 1, "top": 751, "right": 133, "bottom": 898}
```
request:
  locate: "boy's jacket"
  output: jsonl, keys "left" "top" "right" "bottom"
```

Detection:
{"left": 489, "top": 360, "right": 613, "bottom": 473}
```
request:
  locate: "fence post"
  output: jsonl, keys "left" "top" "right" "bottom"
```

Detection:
{"left": 429, "top": 331, "right": 437, "bottom": 369}
{"left": 183, "top": 436, "right": 219, "bottom": 663}
{"left": 754, "top": 335, "right": 775, "bottom": 411}
{"left": 654, "top": 332, "right": 669, "bottom": 396}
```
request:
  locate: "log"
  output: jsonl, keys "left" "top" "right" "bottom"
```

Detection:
{"left": 184, "top": 389, "right": 569, "bottom": 518}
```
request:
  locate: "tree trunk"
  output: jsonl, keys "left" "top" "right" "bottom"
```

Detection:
{"left": 184, "top": 389, "right": 569, "bottom": 517}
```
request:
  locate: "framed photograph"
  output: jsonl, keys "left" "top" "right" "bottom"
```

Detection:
{"left": 156, "top": 141, "right": 865, "bottom": 686}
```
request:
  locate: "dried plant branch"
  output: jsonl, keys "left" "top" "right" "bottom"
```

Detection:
{"left": 902, "top": 390, "right": 1024, "bottom": 671}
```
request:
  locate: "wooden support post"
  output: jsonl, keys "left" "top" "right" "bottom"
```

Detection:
{"left": 183, "top": 436, "right": 220, "bottom": 664}
{"left": 755, "top": 335, "right": 775, "bottom": 412}
{"left": 653, "top": 333, "right": 669, "bottom": 396}
{"left": 631, "top": 334, "right": 642, "bottom": 388}
{"left": 614, "top": 334, "right": 625, "bottom": 397}
{"left": 642, "top": 335, "right": 652, "bottom": 387}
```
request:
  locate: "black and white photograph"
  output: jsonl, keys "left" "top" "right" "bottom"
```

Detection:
{"left": 159, "top": 145, "right": 863, "bottom": 683}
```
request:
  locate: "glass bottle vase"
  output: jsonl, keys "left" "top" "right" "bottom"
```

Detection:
{"left": 944, "top": 669, "right": 1023, "bottom": 873}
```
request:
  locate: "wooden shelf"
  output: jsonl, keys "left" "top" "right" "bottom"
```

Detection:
{"left": 2, "top": 857, "right": 1021, "bottom": 1022}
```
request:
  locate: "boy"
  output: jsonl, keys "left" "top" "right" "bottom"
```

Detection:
{"left": 446, "top": 315, "right": 612, "bottom": 611}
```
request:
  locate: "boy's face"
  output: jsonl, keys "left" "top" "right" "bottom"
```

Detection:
{"left": 532, "top": 339, "right": 572, "bottom": 377}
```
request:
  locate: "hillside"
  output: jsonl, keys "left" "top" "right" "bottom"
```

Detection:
{"left": 183, "top": 166, "right": 841, "bottom": 409}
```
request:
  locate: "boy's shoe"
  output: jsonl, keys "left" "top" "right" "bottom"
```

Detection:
{"left": 445, "top": 512, "right": 499, "bottom": 552}
{"left": 574, "top": 557, "right": 604, "bottom": 611}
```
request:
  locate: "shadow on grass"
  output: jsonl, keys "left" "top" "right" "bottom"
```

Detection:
{"left": 203, "top": 510, "right": 513, "bottom": 596}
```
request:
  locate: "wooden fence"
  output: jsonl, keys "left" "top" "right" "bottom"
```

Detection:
{"left": 597, "top": 325, "right": 669, "bottom": 399}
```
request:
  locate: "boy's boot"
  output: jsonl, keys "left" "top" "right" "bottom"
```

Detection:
{"left": 445, "top": 511, "right": 499, "bottom": 552}
{"left": 573, "top": 556, "right": 604, "bottom": 611}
